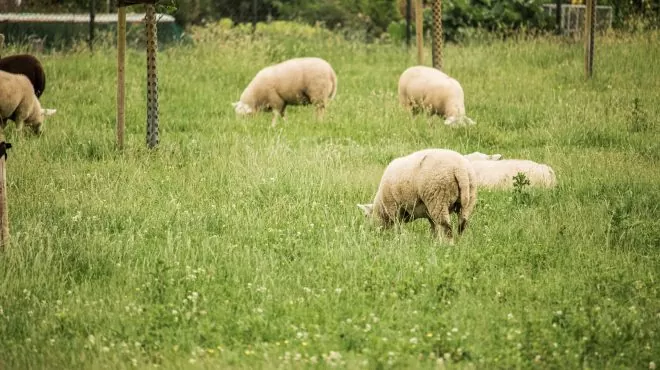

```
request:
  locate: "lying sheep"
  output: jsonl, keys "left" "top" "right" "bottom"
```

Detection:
{"left": 0, "top": 54, "right": 46, "bottom": 98}
{"left": 0, "top": 70, "right": 56, "bottom": 134}
{"left": 398, "top": 66, "right": 474, "bottom": 126}
{"left": 463, "top": 152, "right": 557, "bottom": 189}
{"left": 463, "top": 151, "right": 502, "bottom": 161}
{"left": 358, "top": 149, "right": 478, "bottom": 242}
{"left": 233, "top": 57, "right": 337, "bottom": 127}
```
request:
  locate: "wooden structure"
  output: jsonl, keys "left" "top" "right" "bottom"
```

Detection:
{"left": 415, "top": 0, "right": 423, "bottom": 64}
{"left": 0, "top": 141, "right": 11, "bottom": 250}
{"left": 584, "top": 0, "right": 595, "bottom": 78}
{"left": 117, "top": 0, "right": 160, "bottom": 149}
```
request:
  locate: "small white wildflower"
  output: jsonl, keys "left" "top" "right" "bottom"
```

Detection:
{"left": 409, "top": 337, "right": 418, "bottom": 344}
{"left": 452, "top": 327, "right": 458, "bottom": 333}
{"left": 88, "top": 335, "right": 96, "bottom": 344}
{"left": 49, "top": 338, "right": 55, "bottom": 345}
{"left": 507, "top": 313, "right": 514, "bottom": 320}
{"left": 335, "top": 288, "right": 342, "bottom": 294}
{"left": 102, "top": 346, "right": 110, "bottom": 353}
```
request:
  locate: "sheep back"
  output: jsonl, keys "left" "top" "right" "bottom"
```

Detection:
{"left": 372, "top": 149, "right": 477, "bottom": 229}
{"left": 398, "top": 66, "right": 466, "bottom": 119}
{"left": 0, "top": 54, "right": 46, "bottom": 97}
{"left": 0, "top": 70, "right": 43, "bottom": 130}
{"left": 240, "top": 57, "right": 337, "bottom": 111}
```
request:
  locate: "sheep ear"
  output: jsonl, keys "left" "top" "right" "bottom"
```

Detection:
{"left": 42, "top": 108, "right": 57, "bottom": 116}
{"left": 357, "top": 204, "right": 373, "bottom": 217}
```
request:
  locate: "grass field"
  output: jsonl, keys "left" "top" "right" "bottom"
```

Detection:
{"left": 0, "top": 23, "right": 659, "bottom": 369}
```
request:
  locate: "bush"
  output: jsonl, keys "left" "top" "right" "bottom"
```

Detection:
{"left": 388, "top": 0, "right": 553, "bottom": 43}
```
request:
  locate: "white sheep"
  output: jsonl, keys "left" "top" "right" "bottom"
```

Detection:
{"left": 0, "top": 70, "right": 55, "bottom": 134}
{"left": 463, "top": 152, "right": 557, "bottom": 189}
{"left": 463, "top": 151, "right": 502, "bottom": 161}
{"left": 358, "top": 148, "right": 478, "bottom": 242}
{"left": 232, "top": 57, "right": 337, "bottom": 127}
{"left": 398, "top": 65, "right": 475, "bottom": 126}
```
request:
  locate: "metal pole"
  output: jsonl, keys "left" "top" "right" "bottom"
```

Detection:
{"left": 406, "top": 0, "right": 412, "bottom": 47}
{"left": 431, "top": 0, "right": 443, "bottom": 69}
{"left": 117, "top": 6, "right": 126, "bottom": 149}
{"left": 415, "top": 0, "right": 423, "bottom": 64}
{"left": 145, "top": 4, "right": 160, "bottom": 148}
{"left": 555, "top": 0, "right": 562, "bottom": 34}
{"left": 584, "top": 0, "right": 595, "bottom": 78}
{"left": 89, "top": 0, "right": 96, "bottom": 51}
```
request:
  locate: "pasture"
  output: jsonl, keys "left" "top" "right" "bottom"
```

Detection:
{"left": 0, "top": 23, "right": 659, "bottom": 369}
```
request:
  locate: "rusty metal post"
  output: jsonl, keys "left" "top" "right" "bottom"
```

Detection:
{"left": 584, "top": 0, "right": 595, "bottom": 78}
{"left": 0, "top": 141, "right": 12, "bottom": 250}
{"left": 117, "top": 6, "right": 126, "bottom": 149}
{"left": 415, "top": 0, "right": 423, "bottom": 64}
{"left": 431, "top": 0, "right": 443, "bottom": 69}
{"left": 145, "top": 4, "right": 159, "bottom": 148}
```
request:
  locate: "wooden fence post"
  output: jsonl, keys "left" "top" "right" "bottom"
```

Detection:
{"left": 584, "top": 0, "right": 596, "bottom": 78}
{"left": 117, "top": 6, "right": 126, "bottom": 149}
{"left": 0, "top": 141, "right": 12, "bottom": 250}
{"left": 406, "top": 0, "right": 412, "bottom": 47}
{"left": 415, "top": 0, "right": 424, "bottom": 64}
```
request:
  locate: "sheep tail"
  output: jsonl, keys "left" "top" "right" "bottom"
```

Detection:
{"left": 329, "top": 69, "right": 338, "bottom": 100}
{"left": 455, "top": 166, "right": 475, "bottom": 233}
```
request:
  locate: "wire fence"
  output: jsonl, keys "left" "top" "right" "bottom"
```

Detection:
{"left": 0, "top": 10, "right": 183, "bottom": 51}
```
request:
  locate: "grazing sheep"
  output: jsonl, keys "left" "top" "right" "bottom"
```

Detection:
{"left": 0, "top": 54, "right": 46, "bottom": 97}
{"left": 232, "top": 57, "right": 337, "bottom": 127}
{"left": 0, "top": 70, "right": 56, "bottom": 134}
{"left": 464, "top": 152, "right": 557, "bottom": 190}
{"left": 398, "top": 66, "right": 474, "bottom": 126}
{"left": 358, "top": 149, "right": 478, "bottom": 242}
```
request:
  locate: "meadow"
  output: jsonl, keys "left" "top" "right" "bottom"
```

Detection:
{"left": 0, "top": 22, "right": 658, "bottom": 369}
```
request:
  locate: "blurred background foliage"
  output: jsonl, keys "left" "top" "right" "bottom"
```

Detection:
{"left": 12, "top": 0, "right": 660, "bottom": 43}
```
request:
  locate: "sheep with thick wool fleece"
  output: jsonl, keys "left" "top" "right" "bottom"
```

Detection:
{"left": 358, "top": 149, "right": 478, "bottom": 242}
{"left": 398, "top": 66, "right": 475, "bottom": 126}
{"left": 463, "top": 152, "right": 557, "bottom": 190}
{"left": 233, "top": 57, "right": 337, "bottom": 127}
{"left": 0, "top": 70, "right": 56, "bottom": 134}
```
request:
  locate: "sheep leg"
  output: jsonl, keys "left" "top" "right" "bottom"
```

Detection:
{"left": 270, "top": 98, "right": 286, "bottom": 128}
{"left": 458, "top": 218, "right": 469, "bottom": 234}
{"left": 271, "top": 105, "right": 287, "bottom": 128}
{"left": 428, "top": 206, "right": 454, "bottom": 243}
{"left": 315, "top": 103, "right": 326, "bottom": 121}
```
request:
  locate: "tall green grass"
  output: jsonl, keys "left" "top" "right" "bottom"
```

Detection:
{"left": 0, "top": 24, "right": 658, "bottom": 369}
